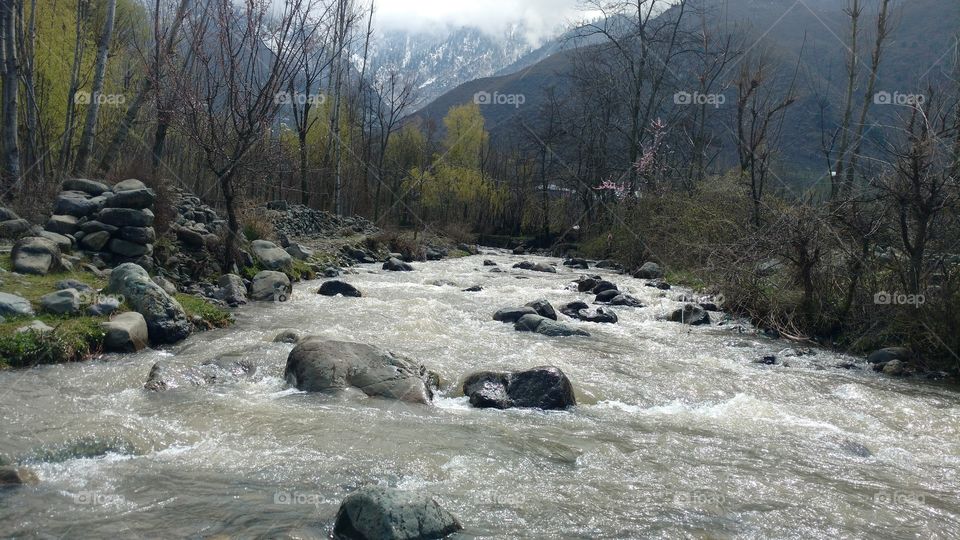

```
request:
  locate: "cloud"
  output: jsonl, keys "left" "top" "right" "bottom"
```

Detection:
{"left": 373, "top": 0, "right": 588, "bottom": 44}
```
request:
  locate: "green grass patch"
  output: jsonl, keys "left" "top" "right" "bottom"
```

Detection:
{"left": 0, "top": 315, "right": 106, "bottom": 368}
{"left": 175, "top": 293, "right": 233, "bottom": 328}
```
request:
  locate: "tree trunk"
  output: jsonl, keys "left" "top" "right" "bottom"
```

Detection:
{"left": 1, "top": 0, "right": 21, "bottom": 194}
{"left": 73, "top": 0, "right": 117, "bottom": 175}
{"left": 58, "top": 0, "right": 87, "bottom": 174}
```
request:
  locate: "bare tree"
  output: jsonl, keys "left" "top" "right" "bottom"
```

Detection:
{"left": 369, "top": 69, "right": 414, "bottom": 220}
{"left": 73, "top": 0, "right": 118, "bottom": 175}
{"left": 0, "top": 0, "right": 20, "bottom": 195}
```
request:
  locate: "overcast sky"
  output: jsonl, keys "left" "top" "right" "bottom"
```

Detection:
{"left": 373, "top": 0, "right": 590, "bottom": 44}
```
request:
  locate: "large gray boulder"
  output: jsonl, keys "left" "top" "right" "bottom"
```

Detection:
{"left": 284, "top": 339, "right": 433, "bottom": 404}
{"left": 633, "top": 261, "right": 664, "bottom": 279}
{"left": 40, "top": 289, "right": 81, "bottom": 315}
{"left": 215, "top": 273, "right": 248, "bottom": 305}
{"left": 12, "top": 236, "right": 62, "bottom": 275}
{"left": 45, "top": 214, "right": 78, "bottom": 235}
{"left": 0, "top": 292, "right": 34, "bottom": 317}
{"left": 333, "top": 485, "right": 462, "bottom": 540}
{"left": 106, "top": 263, "right": 191, "bottom": 344}
{"left": 250, "top": 270, "right": 291, "bottom": 301}
{"left": 102, "top": 312, "right": 148, "bottom": 353}
{"left": 251, "top": 239, "right": 292, "bottom": 271}
{"left": 462, "top": 366, "right": 576, "bottom": 410}
{"left": 63, "top": 178, "right": 110, "bottom": 196}
{"left": 38, "top": 230, "right": 72, "bottom": 252}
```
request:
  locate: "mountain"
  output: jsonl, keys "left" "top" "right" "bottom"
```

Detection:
{"left": 412, "top": 0, "right": 960, "bottom": 182}
{"left": 369, "top": 25, "right": 555, "bottom": 108}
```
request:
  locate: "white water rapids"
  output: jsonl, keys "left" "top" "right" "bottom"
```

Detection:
{"left": 1, "top": 251, "right": 958, "bottom": 538}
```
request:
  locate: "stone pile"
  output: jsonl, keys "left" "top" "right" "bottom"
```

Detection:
{"left": 46, "top": 178, "right": 157, "bottom": 269}
{"left": 261, "top": 200, "right": 378, "bottom": 238}
{"left": 0, "top": 206, "right": 38, "bottom": 240}
{"left": 170, "top": 188, "right": 225, "bottom": 252}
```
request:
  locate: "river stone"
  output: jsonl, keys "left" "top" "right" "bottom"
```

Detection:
{"left": 38, "top": 230, "right": 72, "bottom": 252}
{"left": 46, "top": 214, "right": 78, "bottom": 235}
{"left": 251, "top": 239, "right": 292, "bottom": 271}
{"left": 383, "top": 257, "right": 414, "bottom": 271}
{"left": 514, "top": 314, "right": 590, "bottom": 337}
{"left": 0, "top": 292, "right": 35, "bottom": 317}
{"left": 483, "top": 259, "right": 497, "bottom": 266}
{"left": 462, "top": 366, "right": 576, "bottom": 410}
{"left": 867, "top": 347, "right": 912, "bottom": 364}
{"left": 97, "top": 207, "right": 154, "bottom": 228}
{"left": 108, "top": 238, "right": 151, "bottom": 257}
{"left": 118, "top": 226, "right": 156, "bottom": 244}
{"left": 633, "top": 261, "right": 664, "bottom": 279}
{"left": 591, "top": 280, "right": 618, "bottom": 294}
{"left": 285, "top": 243, "right": 314, "bottom": 260}
{"left": 563, "top": 258, "right": 589, "bottom": 269}
{"left": 513, "top": 261, "right": 556, "bottom": 273}
{"left": 610, "top": 294, "right": 644, "bottom": 307}
{"left": 106, "top": 187, "right": 156, "bottom": 210}
{"left": 63, "top": 178, "right": 110, "bottom": 196}
{"left": 216, "top": 273, "right": 248, "bottom": 305}
{"left": 318, "top": 280, "right": 361, "bottom": 298}
{"left": 332, "top": 485, "right": 463, "bottom": 540}
{"left": 0, "top": 218, "right": 33, "bottom": 238}
{"left": 284, "top": 339, "right": 433, "bottom": 403}
{"left": 493, "top": 306, "right": 536, "bottom": 323}
{"left": 250, "top": 271, "right": 291, "bottom": 302}
{"left": 595, "top": 289, "right": 620, "bottom": 303}
{"left": 525, "top": 299, "right": 557, "bottom": 320}
{"left": 0, "top": 466, "right": 39, "bottom": 486}
{"left": 106, "top": 263, "right": 191, "bottom": 344}
{"left": 102, "top": 312, "right": 148, "bottom": 353}
{"left": 576, "top": 277, "right": 599, "bottom": 292}
{"left": 668, "top": 304, "right": 711, "bottom": 326}
{"left": 12, "top": 236, "right": 62, "bottom": 275}
{"left": 560, "top": 301, "right": 618, "bottom": 323}
{"left": 79, "top": 230, "right": 111, "bottom": 251}
{"left": 144, "top": 357, "right": 256, "bottom": 391}
{"left": 54, "top": 190, "right": 98, "bottom": 217}
{"left": 40, "top": 289, "right": 81, "bottom": 315}
{"left": 273, "top": 329, "right": 301, "bottom": 344}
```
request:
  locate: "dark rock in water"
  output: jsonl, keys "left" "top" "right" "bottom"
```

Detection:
{"left": 668, "top": 304, "right": 711, "bottom": 326}
{"left": 835, "top": 362, "right": 859, "bottom": 370}
{"left": 457, "top": 243, "right": 479, "bottom": 255}
{"left": 595, "top": 260, "right": 621, "bottom": 270}
{"left": 107, "top": 263, "right": 191, "bottom": 344}
{"left": 563, "top": 258, "right": 589, "bottom": 269}
{"left": 633, "top": 261, "right": 664, "bottom": 279}
{"left": 462, "top": 366, "right": 576, "bottom": 410}
{"left": 0, "top": 466, "right": 39, "bottom": 486}
{"left": 839, "top": 439, "right": 873, "bottom": 458}
{"left": 425, "top": 247, "right": 446, "bottom": 260}
{"left": 645, "top": 280, "right": 671, "bottom": 290}
{"left": 594, "top": 289, "right": 620, "bottom": 303}
{"left": 514, "top": 314, "right": 590, "bottom": 337}
{"left": 144, "top": 357, "right": 256, "bottom": 391}
{"left": 560, "top": 301, "right": 618, "bottom": 323}
{"left": 755, "top": 355, "right": 778, "bottom": 365}
{"left": 462, "top": 285, "right": 483, "bottom": 292}
{"left": 324, "top": 267, "right": 341, "bottom": 278}
{"left": 489, "top": 267, "right": 504, "bottom": 273}
{"left": 610, "top": 294, "right": 644, "bottom": 307}
{"left": 699, "top": 302, "right": 720, "bottom": 312}
{"left": 273, "top": 330, "right": 301, "bottom": 344}
{"left": 284, "top": 339, "right": 433, "bottom": 403}
{"left": 877, "top": 359, "right": 911, "bottom": 377}
{"left": 482, "top": 259, "right": 497, "bottom": 266}
{"left": 576, "top": 277, "right": 599, "bottom": 292}
{"left": 493, "top": 306, "right": 537, "bottom": 323}
{"left": 332, "top": 485, "right": 462, "bottom": 540}
{"left": 513, "top": 261, "right": 556, "bottom": 273}
{"left": 867, "top": 347, "right": 912, "bottom": 364}
{"left": 591, "top": 280, "right": 618, "bottom": 294}
{"left": 512, "top": 245, "right": 527, "bottom": 255}
{"left": 383, "top": 257, "right": 414, "bottom": 272}
{"left": 525, "top": 299, "right": 557, "bottom": 320}
{"left": 319, "top": 280, "right": 362, "bottom": 298}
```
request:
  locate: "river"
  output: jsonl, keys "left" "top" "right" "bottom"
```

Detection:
{"left": 1, "top": 252, "right": 958, "bottom": 538}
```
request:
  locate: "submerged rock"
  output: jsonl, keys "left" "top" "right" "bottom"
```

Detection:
{"left": 514, "top": 314, "right": 590, "bottom": 337}
{"left": 144, "top": 356, "right": 256, "bottom": 391}
{"left": 383, "top": 257, "right": 414, "bottom": 272}
{"left": 318, "top": 280, "right": 362, "bottom": 298}
{"left": 513, "top": 261, "right": 557, "bottom": 273}
{"left": 332, "top": 485, "right": 462, "bottom": 540}
{"left": 284, "top": 339, "right": 433, "bottom": 403}
{"left": 560, "top": 301, "right": 618, "bottom": 323}
{"left": 493, "top": 306, "right": 536, "bottom": 323}
{"left": 667, "top": 304, "right": 711, "bottom": 326}
{"left": 462, "top": 366, "right": 576, "bottom": 410}
{"left": 0, "top": 466, "right": 39, "bottom": 486}
{"left": 525, "top": 299, "right": 557, "bottom": 320}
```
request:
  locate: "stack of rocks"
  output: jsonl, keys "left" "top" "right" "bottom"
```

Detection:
{"left": 261, "top": 200, "right": 378, "bottom": 238}
{"left": 46, "top": 178, "right": 157, "bottom": 269}
{"left": 0, "top": 206, "right": 38, "bottom": 240}
{"left": 170, "top": 188, "right": 225, "bottom": 251}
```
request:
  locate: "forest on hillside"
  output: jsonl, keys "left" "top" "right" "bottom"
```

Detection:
{"left": 0, "top": 0, "right": 959, "bottom": 369}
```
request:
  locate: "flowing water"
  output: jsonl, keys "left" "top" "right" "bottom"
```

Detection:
{"left": 2, "top": 252, "right": 959, "bottom": 539}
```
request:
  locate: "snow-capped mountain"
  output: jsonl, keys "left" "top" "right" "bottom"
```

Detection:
{"left": 369, "top": 24, "right": 553, "bottom": 108}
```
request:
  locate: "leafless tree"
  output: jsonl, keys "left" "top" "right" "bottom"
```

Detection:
{"left": 73, "top": 0, "right": 117, "bottom": 175}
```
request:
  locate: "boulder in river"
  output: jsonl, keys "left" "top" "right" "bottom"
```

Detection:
{"left": 383, "top": 257, "right": 414, "bottom": 272}
{"left": 591, "top": 280, "right": 618, "bottom": 294}
{"left": 332, "top": 485, "right": 462, "bottom": 540}
{"left": 106, "top": 263, "right": 192, "bottom": 344}
{"left": 560, "top": 301, "right": 618, "bottom": 323}
{"left": 563, "top": 258, "right": 589, "bottom": 269}
{"left": 250, "top": 271, "right": 291, "bottom": 302}
{"left": 482, "top": 259, "right": 497, "bottom": 266}
{"left": 524, "top": 299, "right": 557, "bottom": 320}
{"left": 867, "top": 347, "right": 912, "bottom": 365}
{"left": 492, "top": 306, "right": 536, "bottom": 323}
{"left": 318, "top": 280, "right": 362, "bottom": 298}
{"left": 284, "top": 339, "right": 433, "bottom": 404}
{"left": 0, "top": 466, "right": 39, "bottom": 486}
{"left": 514, "top": 314, "right": 590, "bottom": 337}
{"left": 145, "top": 356, "right": 256, "bottom": 391}
{"left": 667, "top": 304, "right": 711, "bottom": 326}
{"left": 462, "top": 366, "right": 576, "bottom": 410}
{"left": 594, "top": 289, "right": 620, "bottom": 303}
{"left": 609, "top": 294, "right": 644, "bottom": 307}
{"left": 513, "top": 261, "right": 557, "bottom": 273}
